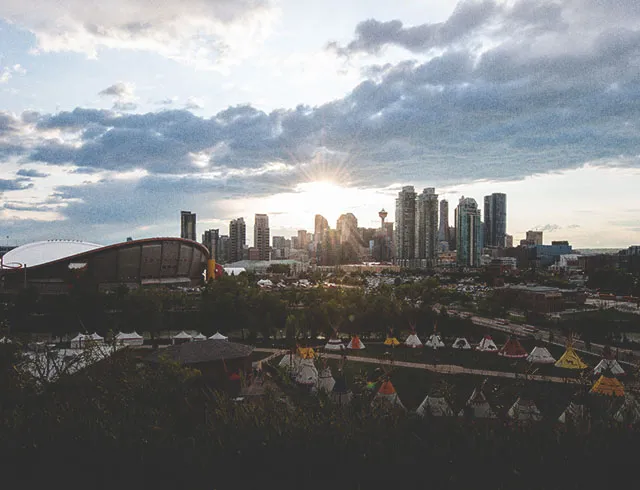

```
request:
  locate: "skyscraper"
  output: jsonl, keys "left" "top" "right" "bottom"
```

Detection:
{"left": 254, "top": 214, "right": 270, "bottom": 261}
{"left": 415, "top": 188, "right": 439, "bottom": 263}
{"left": 314, "top": 215, "right": 329, "bottom": 249}
{"left": 483, "top": 193, "right": 507, "bottom": 247}
{"left": 272, "top": 236, "right": 286, "bottom": 259}
{"left": 180, "top": 211, "right": 196, "bottom": 241}
{"left": 394, "top": 185, "right": 417, "bottom": 260}
{"left": 218, "top": 235, "right": 230, "bottom": 263}
{"left": 455, "top": 197, "right": 482, "bottom": 267}
{"left": 297, "top": 230, "right": 308, "bottom": 249}
{"left": 202, "top": 229, "right": 219, "bottom": 261}
{"left": 438, "top": 199, "right": 450, "bottom": 243}
{"left": 229, "top": 218, "right": 246, "bottom": 263}
{"left": 525, "top": 230, "right": 543, "bottom": 246}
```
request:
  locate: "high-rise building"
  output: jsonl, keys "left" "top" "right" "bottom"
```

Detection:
{"left": 229, "top": 218, "right": 246, "bottom": 263}
{"left": 394, "top": 186, "right": 417, "bottom": 260}
{"left": 526, "top": 230, "right": 543, "bottom": 246}
{"left": 314, "top": 215, "right": 329, "bottom": 249}
{"left": 254, "top": 214, "right": 270, "bottom": 261}
{"left": 505, "top": 234, "right": 513, "bottom": 248}
{"left": 202, "top": 229, "right": 220, "bottom": 261}
{"left": 415, "top": 188, "right": 439, "bottom": 263}
{"left": 180, "top": 211, "right": 196, "bottom": 241}
{"left": 438, "top": 199, "right": 450, "bottom": 243}
{"left": 483, "top": 193, "right": 507, "bottom": 247}
{"left": 455, "top": 197, "right": 482, "bottom": 267}
{"left": 297, "top": 230, "right": 308, "bottom": 249}
{"left": 272, "top": 236, "right": 286, "bottom": 259}
{"left": 218, "top": 235, "right": 230, "bottom": 263}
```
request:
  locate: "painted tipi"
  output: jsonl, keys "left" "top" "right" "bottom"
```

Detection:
{"left": 498, "top": 337, "right": 528, "bottom": 359}
{"left": 527, "top": 346, "right": 556, "bottom": 364}
{"left": 558, "top": 402, "right": 589, "bottom": 424}
{"left": 425, "top": 333, "right": 445, "bottom": 349}
{"left": 405, "top": 324, "right": 423, "bottom": 348}
{"left": 612, "top": 394, "right": 640, "bottom": 424}
{"left": 324, "top": 336, "right": 346, "bottom": 351}
{"left": 458, "top": 386, "right": 497, "bottom": 419}
{"left": 476, "top": 335, "right": 498, "bottom": 353}
{"left": 372, "top": 379, "right": 406, "bottom": 411}
{"left": 295, "top": 358, "right": 319, "bottom": 387}
{"left": 555, "top": 343, "right": 587, "bottom": 369}
{"left": 590, "top": 374, "right": 624, "bottom": 397}
{"left": 416, "top": 395, "right": 454, "bottom": 417}
{"left": 347, "top": 335, "right": 365, "bottom": 350}
{"left": 507, "top": 397, "right": 542, "bottom": 421}
{"left": 593, "top": 358, "right": 625, "bottom": 376}
{"left": 452, "top": 337, "right": 472, "bottom": 350}
{"left": 316, "top": 365, "right": 336, "bottom": 393}
{"left": 384, "top": 328, "right": 400, "bottom": 347}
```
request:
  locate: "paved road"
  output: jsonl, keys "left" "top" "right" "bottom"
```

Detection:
{"left": 255, "top": 348, "right": 582, "bottom": 385}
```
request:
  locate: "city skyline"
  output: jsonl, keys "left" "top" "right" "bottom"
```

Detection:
{"left": 1, "top": 1, "right": 640, "bottom": 248}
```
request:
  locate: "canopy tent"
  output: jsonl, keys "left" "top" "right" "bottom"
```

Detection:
{"left": 347, "top": 335, "right": 365, "bottom": 350}
{"left": 507, "top": 398, "right": 542, "bottom": 421}
{"left": 476, "top": 336, "right": 498, "bottom": 353}
{"left": 324, "top": 338, "right": 346, "bottom": 351}
{"left": 295, "top": 358, "right": 318, "bottom": 386}
{"left": 458, "top": 388, "right": 497, "bottom": 419}
{"left": 372, "top": 380, "right": 406, "bottom": 411}
{"left": 593, "top": 358, "right": 625, "bottom": 376}
{"left": 172, "top": 331, "right": 193, "bottom": 345}
{"left": 613, "top": 394, "right": 640, "bottom": 424}
{"left": 70, "top": 333, "right": 87, "bottom": 349}
{"left": 192, "top": 332, "right": 207, "bottom": 341}
{"left": 590, "top": 375, "right": 624, "bottom": 397}
{"left": 316, "top": 366, "right": 336, "bottom": 393}
{"left": 555, "top": 346, "right": 587, "bottom": 369}
{"left": 114, "top": 331, "right": 144, "bottom": 346}
{"left": 452, "top": 337, "right": 472, "bottom": 350}
{"left": 209, "top": 332, "right": 228, "bottom": 340}
{"left": 383, "top": 337, "right": 400, "bottom": 347}
{"left": 405, "top": 334, "right": 423, "bottom": 348}
{"left": 331, "top": 370, "right": 353, "bottom": 406}
{"left": 498, "top": 337, "right": 528, "bottom": 359}
{"left": 425, "top": 334, "right": 445, "bottom": 349}
{"left": 527, "top": 346, "right": 555, "bottom": 364}
{"left": 558, "top": 402, "right": 589, "bottom": 424}
{"left": 89, "top": 332, "right": 103, "bottom": 342}
{"left": 416, "top": 395, "right": 454, "bottom": 417}
{"left": 297, "top": 347, "right": 316, "bottom": 359}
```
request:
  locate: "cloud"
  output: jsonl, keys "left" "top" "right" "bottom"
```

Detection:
{"left": 0, "top": 0, "right": 276, "bottom": 68}
{"left": 534, "top": 224, "right": 561, "bottom": 233}
{"left": 185, "top": 97, "right": 204, "bottom": 110}
{"left": 16, "top": 168, "right": 49, "bottom": 178}
{"left": 98, "top": 82, "right": 135, "bottom": 99}
{"left": 0, "top": 64, "right": 26, "bottom": 84}
{"left": 0, "top": 178, "right": 34, "bottom": 191}
{"left": 567, "top": 224, "right": 581, "bottom": 229}
{"left": 112, "top": 101, "right": 138, "bottom": 112}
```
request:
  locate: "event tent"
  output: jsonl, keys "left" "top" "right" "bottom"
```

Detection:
{"left": 593, "top": 358, "right": 625, "bottom": 376}
{"left": 347, "top": 335, "right": 365, "bottom": 350}
{"left": 476, "top": 336, "right": 498, "bottom": 353}
{"left": 192, "top": 332, "right": 207, "bottom": 341}
{"left": 555, "top": 346, "right": 587, "bottom": 369}
{"left": 114, "top": 331, "right": 144, "bottom": 346}
{"left": 209, "top": 332, "right": 228, "bottom": 340}
{"left": 526, "top": 346, "right": 555, "bottom": 364}
{"left": 458, "top": 388, "right": 497, "bottom": 419}
{"left": 416, "top": 395, "right": 454, "bottom": 417}
{"left": 507, "top": 398, "right": 542, "bottom": 421}
{"left": 70, "top": 333, "right": 87, "bottom": 349}
{"left": 405, "top": 333, "right": 423, "bottom": 348}
{"left": 172, "top": 331, "right": 193, "bottom": 345}
{"left": 452, "top": 337, "right": 472, "bottom": 350}
{"left": 498, "top": 337, "right": 528, "bottom": 358}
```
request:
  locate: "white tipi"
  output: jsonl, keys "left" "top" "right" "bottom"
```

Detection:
{"left": 316, "top": 366, "right": 336, "bottom": 393}
{"left": 372, "top": 379, "right": 406, "bottom": 412}
{"left": 452, "top": 337, "right": 472, "bottom": 350}
{"left": 593, "top": 358, "right": 625, "bottom": 376}
{"left": 295, "top": 358, "right": 319, "bottom": 387}
{"left": 613, "top": 394, "right": 640, "bottom": 424}
{"left": 324, "top": 337, "right": 346, "bottom": 351}
{"left": 507, "top": 398, "right": 542, "bottom": 421}
{"left": 458, "top": 387, "right": 497, "bottom": 419}
{"left": 527, "top": 346, "right": 556, "bottom": 364}
{"left": 416, "top": 395, "right": 454, "bottom": 417}
{"left": 405, "top": 324, "right": 423, "bottom": 348}
{"left": 476, "top": 335, "right": 498, "bottom": 352}
{"left": 558, "top": 402, "right": 589, "bottom": 424}
{"left": 425, "top": 333, "right": 445, "bottom": 349}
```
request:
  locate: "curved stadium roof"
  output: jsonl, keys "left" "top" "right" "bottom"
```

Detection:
{"left": 2, "top": 240, "right": 103, "bottom": 267}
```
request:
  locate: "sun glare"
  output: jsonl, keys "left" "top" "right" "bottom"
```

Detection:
{"left": 292, "top": 181, "right": 355, "bottom": 223}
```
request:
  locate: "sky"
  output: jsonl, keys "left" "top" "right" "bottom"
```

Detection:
{"left": 1, "top": 0, "right": 640, "bottom": 248}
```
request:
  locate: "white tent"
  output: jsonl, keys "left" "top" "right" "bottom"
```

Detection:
{"left": 416, "top": 395, "right": 454, "bottom": 417}
{"left": 192, "top": 332, "right": 207, "bottom": 341}
{"left": 172, "top": 331, "right": 192, "bottom": 344}
{"left": 89, "top": 332, "right": 104, "bottom": 342}
{"left": 0, "top": 336, "right": 12, "bottom": 344}
{"left": 295, "top": 358, "right": 318, "bottom": 386}
{"left": 613, "top": 394, "right": 640, "bottom": 424}
{"left": 507, "top": 398, "right": 542, "bottom": 421}
{"left": 316, "top": 366, "right": 336, "bottom": 393}
{"left": 405, "top": 334, "right": 423, "bottom": 348}
{"left": 458, "top": 388, "right": 497, "bottom": 419}
{"left": 425, "top": 333, "right": 445, "bottom": 349}
{"left": 278, "top": 353, "right": 302, "bottom": 373}
{"left": 558, "top": 402, "right": 589, "bottom": 424}
{"left": 347, "top": 336, "right": 365, "bottom": 349}
{"left": 209, "top": 331, "right": 228, "bottom": 340}
{"left": 476, "top": 336, "right": 498, "bottom": 352}
{"left": 114, "top": 331, "right": 144, "bottom": 346}
{"left": 452, "top": 337, "right": 472, "bottom": 350}
{"left": 527, "top": 346, "right": 556, "bottom": 364}
{"left": 257, "top": 279, "right": 273, "bottom": 288}
{"left": 70, "top": 333, "right": 88, "bottom": 349}
{"left": 324, "top": 338, "right": 346, "bottom": 351}
{"left": 593, "top": 358, "right": 625, "bottom": 376}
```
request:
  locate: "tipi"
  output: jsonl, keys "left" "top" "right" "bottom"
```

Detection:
{"left": 527, "top": 346, "right": 555, "bottom": 364}
{"left": 425, "top": 333, "right": 445, "bottom": 349}
{"left": 590, "top": 374, "right": 624, "bottom": 397}
{"left": 331, "top": 370, "right": 353, "bottom": 406}
{"left": 295, "top": 358, "right": 319, "bottom": 387}
{"left": 507, "top": 398, "right": 542, "bottom": 421}
{"left": 297, "top": 347, "right": 316, "bottom": 359}
{"left": 458, "top": 386, "right": 497, "bottom": 419}
{"left": 372, "top": 379, "right": 406, "bottom": 411}
{"left": 555, "top": 343, "right": 587, "bottom": 369}
{"left": 384, "top": 328, "right": 400, "bottom": 347}
{"left": 498, "top": 337, "right": 528, "bottom": 359}
{"left": 316, "top": 365, "right": 336, "bottom": 393}
{"left": 593, "top": 358, "right": 625, "bottom": 376}
{"left": 476, "top": 335, "right": 498, "bottom": 353}
{"left": 405, "top": 324, "right": 423, "bottom": 348}
{"left": 558, "top": 402, "right": 589, "bottom": 424}
{"left": 324, "top": 337, "right": 346, "bottom": 351}
{"left": 612, "top": 394, "right": 640, "bottom": 424}
{"left": 416, "top": 395, "right": 454, "bottom": 417}
{"left": 452, "top": 337, "right": 472, "bottom": 350}
{"left": 278, "top": 351, "right": 302, "bottom": 372}
{"left": 347, "top": 335, "right": 365, "bottom": 350}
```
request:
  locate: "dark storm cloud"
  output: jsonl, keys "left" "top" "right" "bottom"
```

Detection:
{"left": 16, "top": 168, "right": 49, "bottom": 178}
